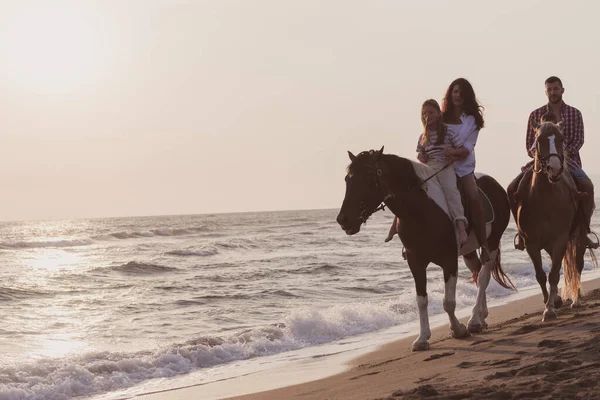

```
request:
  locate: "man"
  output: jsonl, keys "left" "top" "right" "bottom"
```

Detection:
{"left": 507, "top": 76, "right": 598, "bottom": 250}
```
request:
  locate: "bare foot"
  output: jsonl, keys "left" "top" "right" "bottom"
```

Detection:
{"left": 385, "top": 218, "right": 398, "bottom": 243}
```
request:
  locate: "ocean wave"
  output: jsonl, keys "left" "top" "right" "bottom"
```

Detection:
{"left": 0, "top": 239, "right": 93, "bottom": 249}
{"left": 166, "top": 248, "right": 219, "bottom": 257}
{"left": 214, "top": 238, "right": 261, "bottom": 250}
{"left": 288, "top": 263, "right": 341, "bottom": 275}
{"left": 0, "top": 272, "right": 543, "bottom": 399}
{"left": 92, "top": 226, "right": 209, "bottom": 241}
{"left": 0, "top": 299, "right": 408, "bottom": 399}
{"left": 101, "top": 262, "right": 179, "bottom": 275}
{"left": 0, "top": 287, "right": 50, "bottom": 302}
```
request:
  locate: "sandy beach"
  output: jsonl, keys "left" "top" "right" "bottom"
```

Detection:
{"left": 141, "top": 277, "right": 600, "bottom": 400}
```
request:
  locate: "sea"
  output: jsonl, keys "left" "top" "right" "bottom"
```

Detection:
{"left": 0, "top": 207, "right": 599, "bottom": 400}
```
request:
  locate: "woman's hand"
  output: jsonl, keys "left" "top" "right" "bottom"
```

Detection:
{"left": 444, "top": 146, "right": 469, "bottom": 161}
{"left": 417, "top": 152, "right": 428, "bottom": 164}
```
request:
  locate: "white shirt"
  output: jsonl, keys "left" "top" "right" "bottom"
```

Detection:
{"left": 446, "top": 114, "right": 479, "bottom": 177}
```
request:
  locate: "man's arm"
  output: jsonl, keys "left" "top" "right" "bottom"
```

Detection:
{"left": 566, "top": 110, "right": 584, "bottom": 155}
{"left": 526, "top": 112, "right": 536, "bottom": 158}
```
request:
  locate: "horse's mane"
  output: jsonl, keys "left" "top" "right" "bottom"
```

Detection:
{"left": 537, "top": 121, "right": 562, "bottom": 138}
{"left": 381, "top": 154, "right": 427, "bottom": 191}
{"left": 381, "top": 154, "right": 450, "bottom": 216}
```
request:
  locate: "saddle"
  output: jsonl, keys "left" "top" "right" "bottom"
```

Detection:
{"left": 455, "top": 174, "right": 494, "bottom": 256}
{"left": 456, "top": 174, "right": 494, "bottom": 227}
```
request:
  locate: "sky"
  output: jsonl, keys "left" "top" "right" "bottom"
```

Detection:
{"left": 0, "top": 0, "right": 599, "bottom": 221}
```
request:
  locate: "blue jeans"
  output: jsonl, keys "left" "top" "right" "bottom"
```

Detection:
{"left": 513, "top": 167, "right": 589, "bottom": 185}
{"left": 571, "top": 167, "right": 590, "bottom": 181}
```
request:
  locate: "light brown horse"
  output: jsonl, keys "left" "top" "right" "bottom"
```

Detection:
{"left": 514, "top": 120, "right": 597, "bottom": 320}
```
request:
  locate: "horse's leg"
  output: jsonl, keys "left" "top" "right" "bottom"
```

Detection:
{"left": 544, "top": 239, "right": 568, "bottom": 321}
{"left": 442, "top": 259, "right": 469, "bottom": 339}
{"left": 463, "top": 250, "right": 492, "bottom": 333}
{"left": 407, "top": 252, "right": 430, "bottom": 351}
{"left": 526, "top": 243, "right": 548, "bottom": 305}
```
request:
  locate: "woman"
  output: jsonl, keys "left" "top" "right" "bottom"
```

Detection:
{"left": 442, "top": 78, "right": 491, "bottom": 263}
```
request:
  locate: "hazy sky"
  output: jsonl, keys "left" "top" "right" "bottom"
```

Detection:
{"left": 1, "top": 0, "right": 598, "bottom": 221}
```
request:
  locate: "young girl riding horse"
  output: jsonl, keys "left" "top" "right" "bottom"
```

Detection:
{"left": 386, "top": 99, "right": 469, "bottom": 247}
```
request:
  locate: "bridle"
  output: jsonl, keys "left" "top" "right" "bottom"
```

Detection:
{"left": 533, "top": 134, "right": 564, "bottom": 182}
{"left": 356, "top": 156, "right": 448, "bottom": 224}
{"left": 357, "top": 163, "right": 389, "bottom": 224}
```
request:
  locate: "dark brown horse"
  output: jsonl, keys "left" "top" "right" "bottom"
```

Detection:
{"left": 513, "top": 121, "right": 597, "bottom": 320}
{"left": 336, "top": 147, "right": 514, "bottom": 351}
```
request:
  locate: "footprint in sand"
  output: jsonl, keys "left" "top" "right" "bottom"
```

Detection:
{"left": 470, "top": 339, "right": 492, "bottom": 346}
{"left": 510, "top": 324, "right": 542, "bottom": 335}
{"left": 493, "top": 338, "right": 517, "bottom": 345}
{"left": 423, "top": 352, "right": 454, "bottom": 362}
{"left": 537, "top": 339, "right": 568, "bottom": 348}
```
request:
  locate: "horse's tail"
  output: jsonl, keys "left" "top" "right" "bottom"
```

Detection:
{"left": 562, "top": 236, "right": 581, "bottom": 302}
{"left": 491, "top": 246, "right": 516, "bottom": 291}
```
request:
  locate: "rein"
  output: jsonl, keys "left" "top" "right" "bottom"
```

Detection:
{"left": 533, "top": 142, "right": 564, "bottom": 181}
{"left": 359, "top": 160, "right": 448, "bottom": 222}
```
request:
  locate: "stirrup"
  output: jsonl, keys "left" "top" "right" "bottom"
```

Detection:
{"left": 585, "top": 231, "right": 600, "bottom": 249}
{"left": 514, "top": 234, "right": 525, "bottom": 251}
{"left": 402, "top": 247, "right": 407, "bottom": 260}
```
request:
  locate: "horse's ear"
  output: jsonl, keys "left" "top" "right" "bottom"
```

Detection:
{"left": 531, "top": 120, "right": 540, "bottom": 131}
{"left": 348, "top": 151, "right": 357, "bottom": 162}
{"left": 556, "top": 120, "right": 565, "bottom": 132}
{"left": 375, "top": 146, "right": 384, "bottom": 160}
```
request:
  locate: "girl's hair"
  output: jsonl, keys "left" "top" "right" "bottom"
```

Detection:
{"left": 420, "top": 99, "right": 447, "bottom": 146}
{"left": 441, "top": 78, "right": 485, "bottom": 129}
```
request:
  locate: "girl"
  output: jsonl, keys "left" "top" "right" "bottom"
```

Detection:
{"left": 386, "top": 99, "right": 469, "bottom": 247}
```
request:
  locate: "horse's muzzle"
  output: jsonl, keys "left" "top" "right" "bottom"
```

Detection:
{"left": 336, "top": 212, "right": 361, "bottom": 235}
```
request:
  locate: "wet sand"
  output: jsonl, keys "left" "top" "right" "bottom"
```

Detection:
{"left": 224, "top": 278, "right": 600, "bottom": 400}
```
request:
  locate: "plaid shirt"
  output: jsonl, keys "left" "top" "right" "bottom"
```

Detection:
{"left": 525, "top": 101, "right": 584, "bottom": 170}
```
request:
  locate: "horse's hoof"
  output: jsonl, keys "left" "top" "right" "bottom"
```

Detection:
{"left": 542, "top": 309, "right": 557, "bottom": 322}
{"left": 451, "top": 324, "right": 470, "bottom": 339}
{"left": 554, "top": 296, "right": 563, "bottom": 309}
{"left": 571, "top": 299, "right": 583, "bottom": 308}
{"left": 467, "top": 323, "right": 483, "bottom": 334}
{"left": 412, "top": 340, "right": 430, "bottom": 351}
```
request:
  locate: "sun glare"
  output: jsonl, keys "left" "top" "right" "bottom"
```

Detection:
{"left": 2, "top": 5, "right": 112, "bottom": 94}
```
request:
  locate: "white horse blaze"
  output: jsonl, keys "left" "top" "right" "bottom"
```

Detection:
{"left": 547, "top": 135, "right": 562, "bottom": 174}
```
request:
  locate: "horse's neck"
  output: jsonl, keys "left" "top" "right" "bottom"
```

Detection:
{"left": 382, "top": 156, "right": 442, "bottom": 220}
{"left": 385, "top": 187, "right": 429, "bottom": 220}
{"left": 528, "top": 172, "right": 573, "bottom": 202}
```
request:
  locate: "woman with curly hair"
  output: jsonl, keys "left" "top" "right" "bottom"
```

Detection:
{"left": 442, "top": 78, "right": 491, "bottom": 263}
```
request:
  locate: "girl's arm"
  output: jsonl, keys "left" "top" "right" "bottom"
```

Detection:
{"left": 416, "top": 134, "right": 428, "bottom": 163}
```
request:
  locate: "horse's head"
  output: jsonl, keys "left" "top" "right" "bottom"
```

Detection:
{"left": 532, "top": 120, "right": 565, "bottom": 183}
{"left": 336, "top": 147, "right": 387, "bottom": 235}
